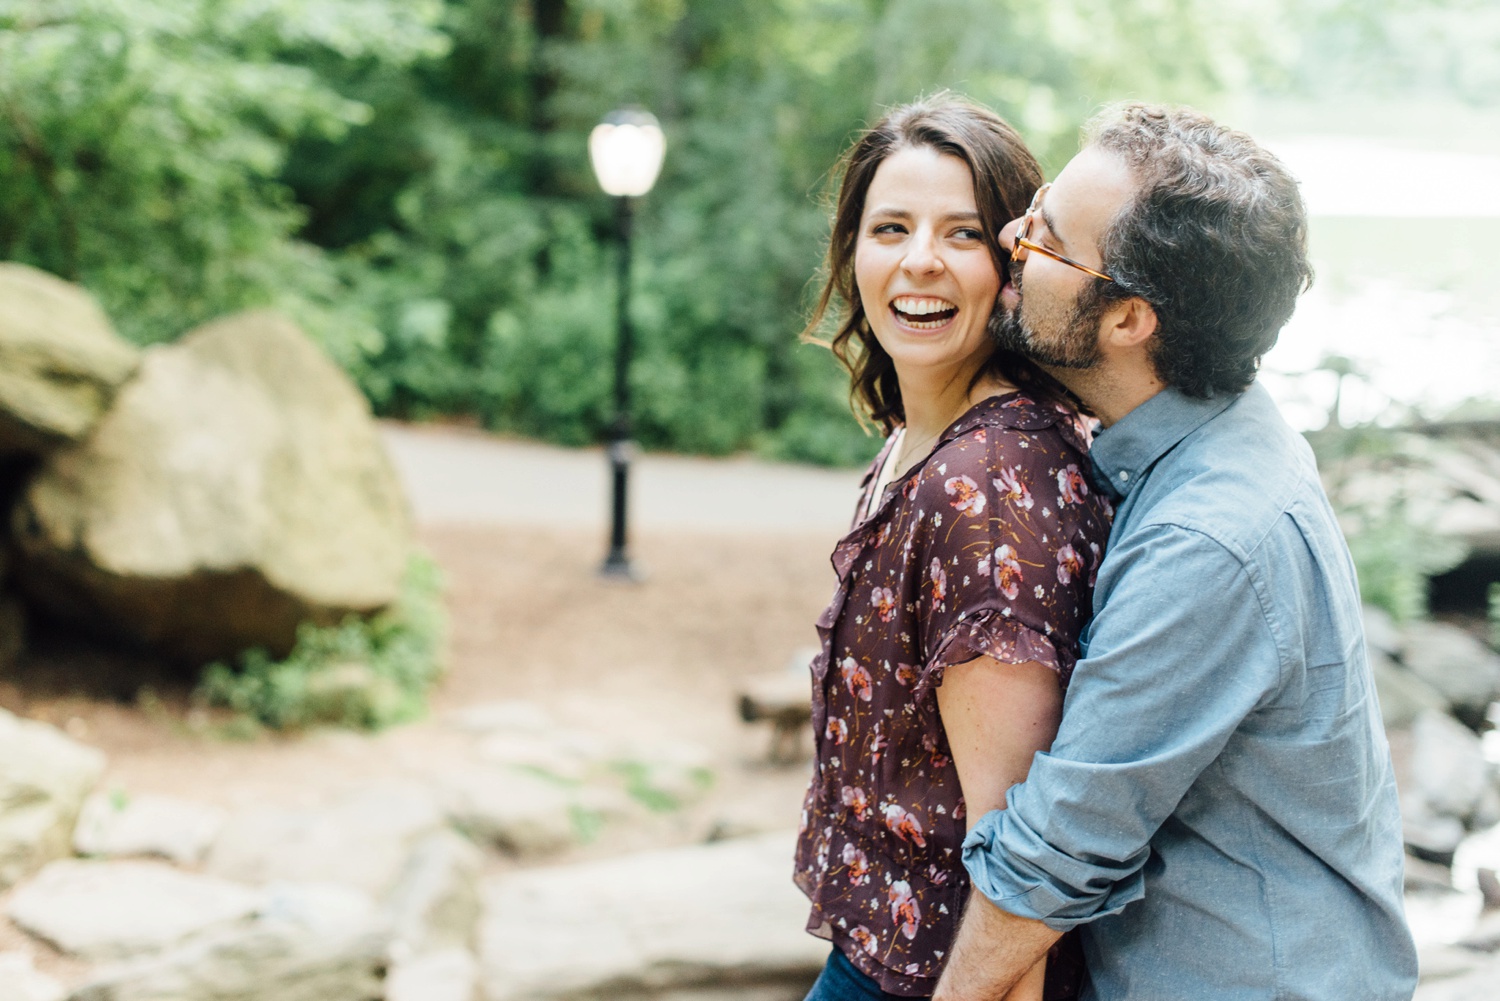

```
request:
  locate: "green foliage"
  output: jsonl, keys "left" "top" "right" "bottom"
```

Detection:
{"left": 1489, "top": 582, "right": 1500, "bottom": 650}
{"left": 1342, "top": 503, "right": 1466, "bottom": 622}
{"left": 195, "top": 553, "right": 447, "bottom": 731}
{"left": 5, "top": 0, "right": 1486, "bottom": 465}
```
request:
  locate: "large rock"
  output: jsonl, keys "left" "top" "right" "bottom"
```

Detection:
{"left": 8, "top": 860, "right": 262, "bottom": 961}
{"left": 1372, "top": 651, "right": 1448, "bottom": 730}
{"left": 11, "top": 310, "right": 411, "bottom": 662}
{"left": 205, "top": 783, "right": 444, "bottom": 898}
{"left": 1415, "top": 951, "right": 1500, "bottom": 999}
{"left": 73, "top": 792, "right": 226, "bottom": 865}
{"left": 0, "top": 264, "right": 139, "bottom": 456}
{"left": 439, "top": 766, "right": 578, "bottom": 858}
{"left": 0, "top": 709, "right": 106, "bottom": 890}
{"left": 384, "top": 829, "right": 483, "bottom": 957}
{"left": 478, "top": 832, "right": 826, "bottom": 1001}
{"left": 385, "top": 948, "right": 477, "bottom": 1001}
{"left": 0, "top": 951, "right": 65, "bottom": 1001}
{"left": 1398, "top": 621, "right": 1500, "bottom": 730}
{"left": 68, "top": 882, "right": 387, "bottom": 1001}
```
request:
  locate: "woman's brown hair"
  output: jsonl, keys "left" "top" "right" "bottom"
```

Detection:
{"left": 804, "top": 94, "right": 1046, "bottom": 433}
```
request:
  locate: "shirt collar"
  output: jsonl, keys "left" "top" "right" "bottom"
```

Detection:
{"left": 1090, "top": 386, "right": 1243, "bottom": 499}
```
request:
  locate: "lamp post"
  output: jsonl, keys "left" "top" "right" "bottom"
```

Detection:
{"left": 588, "top": 108, "right": 665, "bottom": 580}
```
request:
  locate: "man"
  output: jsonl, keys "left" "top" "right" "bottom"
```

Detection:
{"left": 933, "top": 104, "right": 1417, "bottom": 1000}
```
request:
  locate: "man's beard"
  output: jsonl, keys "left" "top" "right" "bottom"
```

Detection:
{"left": 990, "top": 264, "right": 1106, "bottom": 370}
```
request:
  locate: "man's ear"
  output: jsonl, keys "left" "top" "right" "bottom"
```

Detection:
{"left": 1101, "top": 297, "right": 1158, "bottom": 350}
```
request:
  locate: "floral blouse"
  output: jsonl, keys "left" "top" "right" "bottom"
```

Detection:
{"left": 794, "top": 392, "right": 1113, "bottom": 998}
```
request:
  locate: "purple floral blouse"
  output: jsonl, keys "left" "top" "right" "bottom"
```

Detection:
{"left": 794, "top": 392, "right": 1113, "bottom": 997}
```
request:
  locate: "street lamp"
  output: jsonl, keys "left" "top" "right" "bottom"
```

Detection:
{"left": 588, "top": 108, "right": 665, "bottom": 580}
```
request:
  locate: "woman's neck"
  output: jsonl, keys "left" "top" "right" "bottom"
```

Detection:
{"left": 894, "top": 368, "right": 1017, "bottom": 473}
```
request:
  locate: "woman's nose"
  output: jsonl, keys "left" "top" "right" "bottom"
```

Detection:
{"left": 900, "top": 233, "right": 944, "bottom": 275}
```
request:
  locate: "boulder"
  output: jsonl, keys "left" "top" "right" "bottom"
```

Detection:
{"left": 477, "top": 831, "right": 826, "bottom": 1001}
{"left": 384, "top": 829, "right": 483, "bottom": 957}
{"left": 1414, "top": 952, "right": 1500, "bottom": 999}
{"left": 68, "top": 882, "right": 387, "bottom": 1001}
{"left": 385, "top": 947, "right": 477, "bottom": 1001}
{"left": 0, "top": 951, "right": 65, "bottom": 1001}
{"left": 1371, "top": 651, "right": 1447, "bottom": 730}
{"left": 1408, "top": 709, "right": 1491, "bottom": 825}
{"left": 205, "top": 783, "right": 444, "bottom": 898}
{"left": 0, "top": 264, "right": 139, "bottom": 456}
{"left": 73, "top": 792, "right": 226, "bottom": 865}
{"left": 439, "top": 766, "right": 577, "bottom": 858}
{"left": 1398, "top": 622, "right": 1500, "bottom": 729}
{"left": 0, "top": 709, "right": 106, "bottom": 889}
{"left": 11, "top": 310, "right": 411, "bottom": 663}
{"left": 7, "top": 859, "right": 261, "bottom": 961}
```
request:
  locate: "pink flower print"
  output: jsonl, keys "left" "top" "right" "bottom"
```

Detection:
{"left": 882, "top": 803, "right": 928, "bottom": 848}
{"left": 1057, "top": 464, "right": 1089, "bottom": 505}
{"left": 840, "top": 657, "right": 873, "bottom": 702}
{"left": 972, "top": 429, "right": 987, "bottom": 443}
{"left": 1002, "top": 395, "right": 1032, "bottom": 409}
{"left": 874, "top": 521, "right": 891, "bottom": 549}
{"left": 850, "top": 926, "right": 879, "bottom": 957}
{"left": 922, "top": 732, "right": 951, "bottom": 770}
{"left": 928, "top": 558, "right": 947, "bottom": 603}
{"left": 944, "top": 475, "right": 986, "bottom": 516}
{"left": 888, "top": 880, "right": 922, "bottom": 940}
{"left": 842, "top": 842, "right": 873, "bottom": 885}
{"left": 993, "top": 467, "right": 1034, "bottom": 511}
{"left": 894, "top": 662, "right": 918, "bottom": 687}
{"left": 1056, "top": 543, "right": 1084, "bottom": 585}
{"left": 871, "top": 586, "right": 898, "bottom": 623}
{"left": 954, "top": 797, "right": 966, "bottom": 821}
{"left": 825, "top": 717, "right": 848, "bottom": 745}
{"left": 841, "top": 785, "right": 872, "bottom": 821}
{"left": 994, "top": 544, "right": 1023, "bottom": 600}
{"left": 1089, "top": 542, "right": 1102, "bottom": 586}
{"left": 925, "top": 863, "right": 950, "bottom": 886}
{"left": 869, "top": 724, "right": 889, "bottom": 767}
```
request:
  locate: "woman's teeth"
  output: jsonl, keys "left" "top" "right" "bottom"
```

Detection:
{"left": 891, "top": 296, "right": 958, "bottom": 329}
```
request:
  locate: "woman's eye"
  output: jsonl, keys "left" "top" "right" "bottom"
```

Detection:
{"left": 871, "top": 222, "right": 906, "bottom": 235}
{"left": 952, "top": 228, "right": 983, "bottom": 241}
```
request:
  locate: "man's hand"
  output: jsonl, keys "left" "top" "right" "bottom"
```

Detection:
{"left": 932, "top": 892, "right": 1060, "bottom": 1001}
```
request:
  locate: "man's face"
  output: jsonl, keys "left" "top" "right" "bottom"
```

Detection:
{"left": 991, "top": 146, "right": 1136, "bottom": 369}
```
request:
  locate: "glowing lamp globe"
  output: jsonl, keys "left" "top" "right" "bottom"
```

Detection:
{"left": 588, "top": 109, "right": 666, "bottom": 197}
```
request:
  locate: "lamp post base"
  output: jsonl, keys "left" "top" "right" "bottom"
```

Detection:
{"left": 598, "top": 551, "right": 647, "bottom": 582}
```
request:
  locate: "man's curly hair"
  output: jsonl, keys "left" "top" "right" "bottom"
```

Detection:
{"left": 1085, "top": 103, "right": 1314, "bottom": 398}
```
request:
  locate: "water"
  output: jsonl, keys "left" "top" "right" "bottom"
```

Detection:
{"left": 1257, "top": 139, "right": 1500, "bottom": 430}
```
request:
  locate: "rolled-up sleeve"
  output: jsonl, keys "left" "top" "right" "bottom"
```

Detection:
{"left": 962, "top": 522, "right": 1282, "bottom": 931}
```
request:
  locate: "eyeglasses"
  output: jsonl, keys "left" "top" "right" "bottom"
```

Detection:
{"left": 1011, "top": 183, "right": 1114, "bottom": 283}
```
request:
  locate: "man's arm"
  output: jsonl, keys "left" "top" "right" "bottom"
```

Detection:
{"left": 934, "top": 893, "right": 1058, "bottom": 1001}
{"left": 935, "top": 655, "right": 1063, "bottom": 1000}
{"left": 961, "top": 524, "right": 1282, "bottom": 930}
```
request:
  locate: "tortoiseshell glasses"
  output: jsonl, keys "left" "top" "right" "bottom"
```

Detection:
{"left": 1011, "top": 183, "right": 1115, "bottom": 283}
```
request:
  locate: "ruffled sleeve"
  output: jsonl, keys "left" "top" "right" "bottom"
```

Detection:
{"left": 908, "top": 421, "right": 1109, "bottom": 705}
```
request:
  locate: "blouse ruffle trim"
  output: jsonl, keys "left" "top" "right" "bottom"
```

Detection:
{"left": 912, "top": 609, "right": 1070, "bottom": 708}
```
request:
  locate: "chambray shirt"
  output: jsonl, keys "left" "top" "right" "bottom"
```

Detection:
{"left": 962, "top": 384, "right": 1417, "bottom": 1001}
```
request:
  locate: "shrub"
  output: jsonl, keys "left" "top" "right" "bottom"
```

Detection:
{"left": 196, "top": 552, "right": 446, "bottom": 731}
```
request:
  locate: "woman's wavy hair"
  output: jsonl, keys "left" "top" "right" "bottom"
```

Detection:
{"left": 1083, "top": 103, "right": 1314, "bottom": 397}
{"left": 803, "top": 94, "right": 1046, "bottom": 433}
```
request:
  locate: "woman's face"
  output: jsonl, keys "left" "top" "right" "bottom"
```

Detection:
{"left": 854, "top": 145, "right": 1000, "bottom": 390}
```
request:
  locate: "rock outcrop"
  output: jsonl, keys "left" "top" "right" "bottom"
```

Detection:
{"left": 0, "top": 709, "right": 105, "bottom": 890}
{"left": 11, "top": 310, "right": 411, "bottom": 662}
{"left": 478, "top": 831, "right": 826, "bottom": 1001}
{"left": 0, "top": 264, "right": 139, "bottom": 456}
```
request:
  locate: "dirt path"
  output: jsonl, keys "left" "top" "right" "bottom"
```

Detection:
{"left": 1, "top": 425, "right": 868, "bottom": 862}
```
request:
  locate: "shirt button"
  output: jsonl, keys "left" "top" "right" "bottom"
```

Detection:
{"left": 1119, "top": 470, "right": 1130, "bottom": 482}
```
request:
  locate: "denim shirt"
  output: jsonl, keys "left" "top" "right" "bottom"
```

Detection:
{"left": 962, "top": 383, "right": 1417, "bottom": 1001}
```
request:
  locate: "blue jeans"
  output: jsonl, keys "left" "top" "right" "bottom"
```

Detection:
{"left": 804, "top": 948, "right": 921, "bottom": 1001}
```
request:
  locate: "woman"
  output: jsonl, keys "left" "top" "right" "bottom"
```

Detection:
{"left": 793, "top": 96, "right": 1112, "bottom": 1001}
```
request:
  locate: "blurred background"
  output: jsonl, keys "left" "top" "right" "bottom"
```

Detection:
{"left": 1, "top": 2, "right": 1499, "bottom": 1000}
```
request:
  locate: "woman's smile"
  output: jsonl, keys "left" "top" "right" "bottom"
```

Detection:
{"left": 889, "top": 295, "right": 959, "bottom": 331}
